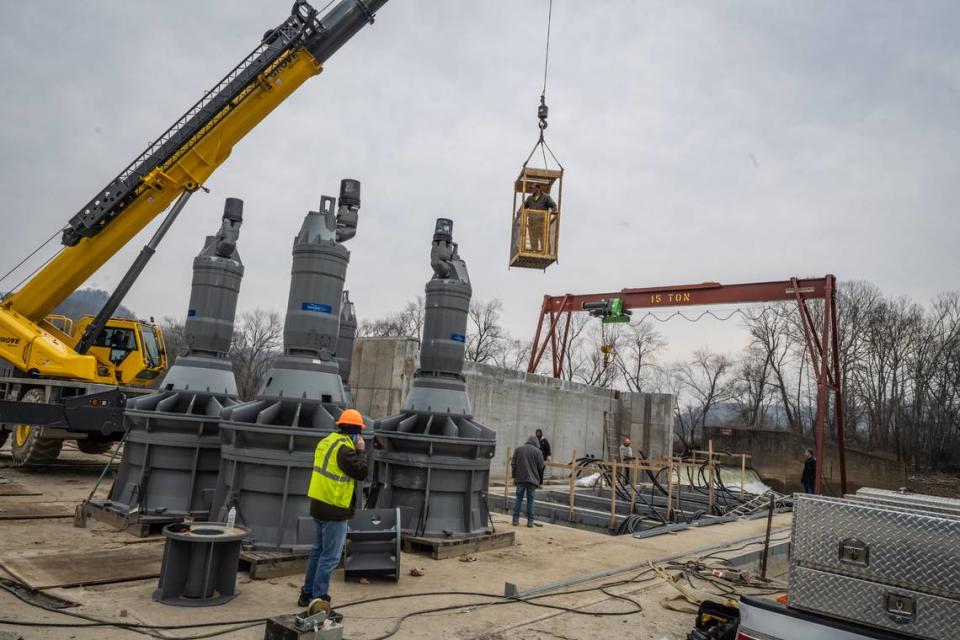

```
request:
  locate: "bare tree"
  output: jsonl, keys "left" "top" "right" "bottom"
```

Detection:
{"left": 492, "top": 337, "right": 533, "bottom": 372}
{"left": 465, "top": 298, "right": 506, "bottom": 364}
{"left": 619, "top": 279, "right": 960, "bottom": 471}
{"left": 399, "top": 297, "right": 425, "bottom": 344}
{"left": 671, "top": 349, "right": 734, "bottom": 448}
{"left": 832, "top": 281, "right": 883, "bottom": 441}
{"left": 358, "top": 296, "right": 424, "bottom": 344}
{"left": 158, "top": 316, "right": 187, "bottom": 366}
{"left": 566, "top": 322, "right": 620, "bottom": 387}
{"left": 668, "top": 369, "right": 700, "bottom": 452}
{"left": 614, "top": 319, "right": 666, "bottom": 392}
{"left": 731, "top": 343, "right": 774, "bottom": 428}
{"left": 230, "top": 309, "right": 283, "bottom": 400}
{"left": 853, "top": 296, "right": 924, "bottom": 455}
{"left": 742, "top": 305, "right": 803, "bottom": 432}
{"left": 556, "top": 314, "right": 591, "bottom": 381}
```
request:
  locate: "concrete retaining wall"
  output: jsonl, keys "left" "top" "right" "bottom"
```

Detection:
{"left": 703, "top": 426, "right": 908, "bottom": 493}
{"left": 349, "top": 338, "right": 674, "bottom": 479}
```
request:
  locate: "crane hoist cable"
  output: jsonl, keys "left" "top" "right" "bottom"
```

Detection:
{"left": 541, "top": 0, "right": 553, "bottom": 98}
{"left": 0, "top": 228, "right": 66, "bottom": 290}
{"left": 523, "top": 0, "right": 562, "bottom": 172}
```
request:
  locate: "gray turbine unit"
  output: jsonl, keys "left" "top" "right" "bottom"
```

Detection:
{"left": 211, "top": 180, "right": 368, "bottom": 551}
{"left": 373, "top": 219, "right": 496, "bottom": 538}
{"left": 338, "top": 290, "right": 358, "bottom": 406}
{"left": 86, "top": 200, "right": 244, "bottom": 527}
{"left": 163, "top": 197, "right": 245, "bottom": 395}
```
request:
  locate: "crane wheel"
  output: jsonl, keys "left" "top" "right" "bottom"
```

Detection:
{"left": 10, "top": 389, "right": 63, "bottom": 467}
{"left": 76, "top": 440, "right": 115, "bottom": 455}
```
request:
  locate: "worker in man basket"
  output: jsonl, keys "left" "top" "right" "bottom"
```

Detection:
{"left": 523, "top": 184, "right": 557, "bottom": 252}
{"left": 299, "top": 409, "right": 368, "bottom": 611}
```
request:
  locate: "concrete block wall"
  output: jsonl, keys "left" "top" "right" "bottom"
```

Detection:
{"left": 620, "top": 393, "right": 674, "bottom": 460}
{"left": 465, "top": 363, "right": 614, "bottom": 478}
{"left": 349, "top": 338, "right": 675, "bottom": 481}
{"left": 349, "top": 337, "right": 418, "bottom": 418}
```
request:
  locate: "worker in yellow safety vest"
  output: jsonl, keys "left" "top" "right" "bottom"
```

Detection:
{"left": 299, "top": 408, "right": 368, "bottom": 610}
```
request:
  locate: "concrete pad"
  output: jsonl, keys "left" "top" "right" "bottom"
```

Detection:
{"left": 0, "top": 451, "right": 791, "bottom": 640}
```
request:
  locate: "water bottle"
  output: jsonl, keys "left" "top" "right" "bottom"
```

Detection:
{"left": 226, "top": 506, "right": 237, "bottom": 529}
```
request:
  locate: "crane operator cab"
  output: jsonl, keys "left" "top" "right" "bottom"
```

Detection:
{"left": 510, "top": 166, "right": 563, "bottom": 269}
{"left": 44, "top": 314, "right": 167, "bottom": 386}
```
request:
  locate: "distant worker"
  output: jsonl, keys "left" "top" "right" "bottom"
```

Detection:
{"left": 512, "top": 435, "right": 545, "bottom": 527}
{"left": 619, "top": 438, "right": 634, "bottom": 461}
{"left": 801, "top": 448, "right": 816, "bottom": 494}
{"left": 523, "top": 184, "right": 557, "bottom": 252}
{"left": 535, "top": 428, "right": 551, "bottom": 461}
{"left": 299, "top": 409, "right": 368, "bottom": 611}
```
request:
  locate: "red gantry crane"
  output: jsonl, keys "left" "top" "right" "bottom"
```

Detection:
{"left": 527, "top": 275, "right": 846, "bottom": 495}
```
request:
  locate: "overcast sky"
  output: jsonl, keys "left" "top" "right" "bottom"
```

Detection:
{"left": 0, "top": 1, "right": 957, "bottom": 363}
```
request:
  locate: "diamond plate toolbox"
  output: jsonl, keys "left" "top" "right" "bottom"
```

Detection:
{"left": 791, "top": 494, "right": 960, "bottom": 638}
{"left": 792, "top": 495, "right": 960, "bottom": 596}
{"left": 853, "top": 488, "right": 960, "bottom": 516}
{"left": 791, "top": 565, "right": 958, "bottom": 640}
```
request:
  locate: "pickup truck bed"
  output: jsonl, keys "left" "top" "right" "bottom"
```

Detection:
{"left": 738, "top": 595, "right": 920, "bottom": 640}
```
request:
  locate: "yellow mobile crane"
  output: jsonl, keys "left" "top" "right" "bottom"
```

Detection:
{"left": 0, "top": 0, "right": 388, "bottom": 465}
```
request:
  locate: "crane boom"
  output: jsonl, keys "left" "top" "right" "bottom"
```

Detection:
{"left": 0, "top": 0, "right": 387, "bottom": 382}
{"left": 8, "top": 0, "right": 386, "bottom": 322}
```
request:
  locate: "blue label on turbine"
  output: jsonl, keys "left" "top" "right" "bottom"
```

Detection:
{"left": 450, "top": 333, "right": 466, "bottom": 343}
{"left": 302, "top": 302, "right": 333, "bottom": 314}
{"left": 187, "top": 309, "right": 197, "bottom": 317}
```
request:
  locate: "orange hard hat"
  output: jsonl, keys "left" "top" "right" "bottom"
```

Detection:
{"left": 623, "top": 438, "right": 632, "bottom": 446}
{"left": 337, "top": 409, "right": 366, "bottom": 429}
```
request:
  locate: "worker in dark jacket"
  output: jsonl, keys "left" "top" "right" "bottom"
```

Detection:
{"left": 524, "top": 184, "right": 557, "bottom": 212}
{"left": 801, "top": 448, "right": 816, "bottom": 494}
{"left": 523, "top": 184, "right": 557, "bottom": 252}
{"left": 299, "top": 409, "right": 368, "bottom": 609}
{"left": 512, "top": 435, "right": 545, "bottom": 527}
{"left": 535, "top": 428, "right": 551, "bottom": 461}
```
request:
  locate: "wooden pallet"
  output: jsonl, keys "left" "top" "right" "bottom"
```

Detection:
{"left": 0, "top": 477, "right": 41, "bottom": 497}
{"left": 0, "top": 500, "right": 71, "bottom": 520}
{"left": 401, "top": 530, "right": 515, "bottom": 560}
{"left": 239, "top": 548, "right": 310, "bottom": 580}
{"left": 0, "top": 544, "right": 162, "bottom": 590}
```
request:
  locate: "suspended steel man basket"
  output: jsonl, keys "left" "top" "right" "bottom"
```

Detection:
{"left": 510, "top": 0, "right": 564, "bottom": 270}
{"left": 509, "top": 137, "right": 563, "bottom": 270}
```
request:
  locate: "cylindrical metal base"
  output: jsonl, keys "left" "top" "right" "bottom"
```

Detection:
{"left": 99, "top": 391, "right": 234, "bottom": 522}
{"left": 211, "top": 399, "right": 370, "bottom": 551}
{"left": 374, "top": 411, "right": 496, "bottom": 538}
{"left": 154, "top": 522, "right": 247, "bottom": 607}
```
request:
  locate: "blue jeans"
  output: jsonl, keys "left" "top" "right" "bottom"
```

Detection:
{"left": 803, "top": 481, "right": 816, "bottom": 494}
{"left": 513, "top": 485, "right": 536, "bottom": 523}
{"left": 302, "top": 519, "right": 349, "bottom": 600}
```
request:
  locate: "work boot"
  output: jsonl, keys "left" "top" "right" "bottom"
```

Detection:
{"left": 297, "top": 589, "right": 311, "bottom": 607}
{"left": 526, "top": 520, "right": 534, "bottom": 528}
{"left": 512, "top": 518, "right": 519, "bottom": 526}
